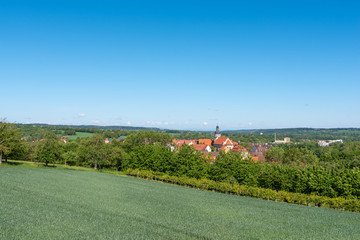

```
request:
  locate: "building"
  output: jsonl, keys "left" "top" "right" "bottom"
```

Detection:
{"left": 318, "top": 139, "right": 343, "bottom": 147}
{"left": 193, "top": 144, "right": 212, "bottom": 154}
{"left": 214, "top": 124, "right": 221, "bottom": 140}
{"left": 250, "top": 143, "right": 269, "bottom": 162}
{"left": 213, "top": 136, "right": 234, "bottom": 150}
{"left": 232, "top": 145, "right": 249, "bottom": 157}
{"left": 198, "top": 139, "right": 213, "bottom": 145}
{"left": 274, "top": 137, "right": 291, "bottom": 144}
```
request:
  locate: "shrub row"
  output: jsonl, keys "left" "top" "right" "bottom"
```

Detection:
{"left": 124, "top": 168, "right": 360, "bottom": 212}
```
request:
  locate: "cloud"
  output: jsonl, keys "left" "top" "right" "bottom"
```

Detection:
{"left": 164, "top": 122, "right": 169, "bottom": 125}
{"left": 78, "top": 113, "right": 86, "bottom": 117}
{"left": 92, "top": 120, "right": 100, "bottom": 124}
{"left": 126, "top": 121, "right": 132, "bottom": 125}
{"left": 203, "top": 121, "right": 208, "bottom": 126}
{"left": 148, "top": 121, "right": 163, "bottom": 125}
{"left": 248, "top": 122, "right": 253, "bottom": 126}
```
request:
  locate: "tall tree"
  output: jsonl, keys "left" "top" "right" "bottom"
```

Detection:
{"left": 0, "top": 121, "right": 21, "bottom": 165}
{"left": 33, "top": 132, "right": 61, "bottom": 166}
{"left": 77, "top": 133, "right": 106, "bottom": 169}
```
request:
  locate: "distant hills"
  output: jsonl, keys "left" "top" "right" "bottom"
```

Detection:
{"left": 18, "top": 123, "right": 360, "bottom": 134}
{"left": 18, "top": 123, "right": 161, "bottom": 131}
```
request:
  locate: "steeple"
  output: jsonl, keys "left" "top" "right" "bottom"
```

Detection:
{"left": 214, "top": 124, "right": 221, "bottom": 140}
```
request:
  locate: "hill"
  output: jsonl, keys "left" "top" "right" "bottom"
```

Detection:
{"left": 17, "top": 123, "right": 161, "bottom": 131}
{"left": 1, "top": 167, "right": 360, "bottom": 239}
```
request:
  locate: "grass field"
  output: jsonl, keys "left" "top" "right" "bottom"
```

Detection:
{"left": 65, "top": 131, "right": 93, "bottom": 140}
{"left": 1, "top": 167, "right": 360, "bottom": 239}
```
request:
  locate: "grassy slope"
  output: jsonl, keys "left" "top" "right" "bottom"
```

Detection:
{"left": 1, "top": 167, "right": 360, "bottom": 240}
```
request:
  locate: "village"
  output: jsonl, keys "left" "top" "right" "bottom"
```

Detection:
{"left": 171, "top": 125, "right": 270, "bottom": 162}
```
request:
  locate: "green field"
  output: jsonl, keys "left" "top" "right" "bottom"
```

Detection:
{"left": 1, "top": 167, "right": 360, "bottom": 239}
{"left": 65, "top": 131, "right": 93, "bottom": 140}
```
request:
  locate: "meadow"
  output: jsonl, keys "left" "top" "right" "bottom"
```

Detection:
{"left": 65, "top": 131, "right": 93, "bottom": 140}
{"left": 1, "top": 166, "right": 360, "bottom": 239}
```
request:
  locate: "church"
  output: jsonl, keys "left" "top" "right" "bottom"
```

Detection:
{"left": 212, "top": 125, "right": 235, "bottom": 151}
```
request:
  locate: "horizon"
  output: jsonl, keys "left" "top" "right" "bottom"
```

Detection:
{"left": 1, "top": 1, "right": 359, "bottom": 130}
{"left": 12, "top": 121, "right": 360, "bottom": 132}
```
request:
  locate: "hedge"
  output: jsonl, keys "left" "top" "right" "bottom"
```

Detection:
{"left": 124, "top": 168, "right": 360, "bottom": 213}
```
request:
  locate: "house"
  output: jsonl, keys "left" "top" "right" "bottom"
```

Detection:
{"left": 192, "top": 144, "right": 212, "bottom": 153}
{"left": 213, "top": 137, "right": 234, "bottom": 150}
{"left": 60, "top": 138, "right": 68, "bottom": 143}
{"left": 250, "top": 143, "right": 270, "bottom": 162}
{"left": 220, "top": 145, "right": 230, "bottom": 153}
{"left": 104, "top": 138, "right": 110, "bottom": 144}
{"left": 232, "top": 145, "right": 248, "bottom": 157}
{"left": 198, "top": 139, "right": 213, "bottom": 145}
{"left": 172, "top": 139, "right": 197, "bottom": 147}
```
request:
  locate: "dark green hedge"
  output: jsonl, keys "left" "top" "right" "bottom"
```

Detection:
{"left": 125, "top": 168, "right": 360, "bottom": 213}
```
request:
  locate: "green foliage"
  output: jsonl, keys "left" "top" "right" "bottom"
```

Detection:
{"left": 126, "top": 169, "right": 360, "bottom": 212}
{"left": 0, "top": 121, "right": 23, "bottom": 164}
{"left": 124, "top": 130, "right": 171, "bottom": 147}
{"left": 32, "top": 132, "right": 61, "bottom": 166}
{"left": 76, "top": 133, "right": 106, "bottom": 169}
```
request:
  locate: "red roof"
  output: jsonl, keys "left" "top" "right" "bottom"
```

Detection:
{"left": 232, "top": 145, "right": 247, "bottom": 152}
{"left": 184, "top": 140, "right": 196, "bottom": 145}
{"left": 198, "top": 139, "right": 212, "bottom": 145}
{"left": 213, "top": 137, "right": 233, "bottom": 146}
{"left": 193, "top": 144, "right": 209, "bottom": 151}
{"left": 224, "top": 139, "right": 233, "bottom": 146}
{"left": 213, "top": 137, "right": 229, "bottom": 145}
{"left": 172, "top": 139, "right": 197, "bottom": 147}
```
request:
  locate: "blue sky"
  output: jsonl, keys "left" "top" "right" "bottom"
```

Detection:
{"left": 1, "top": 0, "right": 359, "bottom": 130}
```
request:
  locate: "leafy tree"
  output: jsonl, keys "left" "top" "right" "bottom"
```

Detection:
{"left": 0, "top": 121, "right": 22, "bottom": 164}
{"left": 77, "top": 134, "right": 106, "bottom": 169}
{"left": 61, "top": 141, "right": 79, "bottom": 166}
{"left": 124, "top": 131, "right": 171, "bottom": 148}
{"left": 32, "top": 132, "right": 61, "bottom": 166}
{"left": 108, "top": 143, "right": 129, "bottom": 170}
{"left": 265, "top": 147, "right": 285, "bottom": 163}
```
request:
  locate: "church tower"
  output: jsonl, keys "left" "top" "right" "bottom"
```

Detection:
{"left": 214, "top": 124, "right": 221, "bottom": 140}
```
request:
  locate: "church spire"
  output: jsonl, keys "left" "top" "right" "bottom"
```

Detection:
{"left": 214, "top": 124, "right": 221, "bottom": 140}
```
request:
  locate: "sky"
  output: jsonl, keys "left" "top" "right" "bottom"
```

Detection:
{"left": 0, "top": 0, "right": 359, "bottom": 130}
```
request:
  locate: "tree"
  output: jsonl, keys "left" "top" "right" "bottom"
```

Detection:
{"left": 0, "top": 121, "right": 22, "bottom": 165}
{"left": 108, "top": 143, "right": 129, "bottom": 171}
{"left": 33, "top": 132, "right": 61, "bottom": 166}
{"left": 77, "top": 133, "right": 106, "bottom": 169}
{"left": 124, "top": 131, "right": 171, "bottom": 148}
